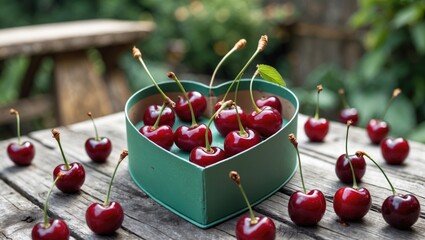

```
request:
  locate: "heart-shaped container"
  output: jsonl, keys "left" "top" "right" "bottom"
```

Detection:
{"left": 125, "top": 79, "right": 299, "bottom": 228}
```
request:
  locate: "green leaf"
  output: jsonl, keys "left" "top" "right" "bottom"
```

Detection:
{"left": 393, "top": 4, "right": 423, "bottom": 28}
{"left": 411, "top": 21, "right": 425, "bottom": 54}
{"left": 257, "top": 64, "right": 286, "bottom": 87}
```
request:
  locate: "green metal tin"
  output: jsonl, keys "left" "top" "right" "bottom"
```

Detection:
{"left": 125, "top": 79, "right": 299, "bottom": 228}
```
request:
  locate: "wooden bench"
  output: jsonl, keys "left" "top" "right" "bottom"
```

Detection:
{"left": 0, "top": 19, "right": 155, "bottom": 125}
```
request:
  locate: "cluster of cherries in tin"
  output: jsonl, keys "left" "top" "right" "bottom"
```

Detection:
{"left": 7, "top": 109, "right": 128, "bottom": 239}
{"left": 133, "top": 36, "right": 285, "bottom": 168}
{"left": 296, "top": 85, "right": 420, "bottom": 230}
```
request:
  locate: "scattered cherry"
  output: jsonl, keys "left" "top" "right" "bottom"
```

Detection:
{"left": 246, "top": 69, "right": 282, "bottom": 138}
{"left": 338, "top": 88, "right": 359, "bottom": 126}
{"left": 86, "top": 150, "right": 128, "bottom": 235}
{"left": 367, "top": 88, "right": 401, "bottom": 144}
{"left": 224, "top": 103, "right": 261, "bottom": 157}
{"left": 32, "top": 173, "right": 70, "bottom": 240}
{"left": 356, "top": 151, "right": 420, "bottom": 229}
{"left": 85, "top": 112, "right": 112, "bottom": 163}
{"left": 229, "top": 171, "right": 276, "bottom": 240}
{"left": 304, "top": 85, "right": 329, "bottom": 142}
{"left": 333, "top": 151, "right": 371, "bottom": 221}
{"left": 380, "top": 137, "right": 410, "bottom": 165}
{"left": 139, "top": 102, "right": 174, "bottom": 150}
{"left": 169, "top": 72, "right": 211, "bottom": 152}
{"left": 52, "top": 129, "right": 86, "bottom": 193}
{"left": 7, "top": 108, "right": 35, "bottom": 166}
{"left": 255, "top": 95, "right": 282, "bottom": 114}
{"left": 143, "top": 104, "right": 175, "bottom": 128}
{"left": 189, "top": 101, "right": 232, "bottom": 167}
{"left": 335, "top": 121, "right": 366, "bottom": 183}
{"left": 287, "top": 134, "right": 326, "bottom": 226}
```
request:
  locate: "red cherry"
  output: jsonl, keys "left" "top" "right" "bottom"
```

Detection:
{"left": 189, "top": 146, "right": 226, "bottom": 167}
{"left": 380, "top": 137, "right": 409, "bottom": 165}
{"left": 53, "top": 163, "right": 86, "bottom": 193}
{"left": 140, "top": 125, "right": 174, "bottom": 150}
{"left": 339, "top": 108, "right": 359, "bottom": 126}
{"left": 381, "top": 194, "right": 420, "bottom": 229}
{"left": 85, "top": 137, "right": 112, "bottom": 163}
{"left": 333, "top": 187, "right": 371, "bottom": 221}
{"left": 335, "top": 154, "right": 366, "bottom": 183}
{"left": 7, "top": 142, "right": 35, "bottom": 166}
{"left": 214, "top": 104, "right": 247, "bottom": 136}
{"left": 236, "top": 216, "right": 276, "bottom": 240}
{"left": 224, "top": 128, "right": 261, "bottom": 157}
{"left": 255, "top": 95, "right": 282, "bottom": 114}
{"left": 367, "top": 119, "right": 389, "bottom": 144}
{"left": 86, "top": 202, "right": 124, "bottom": 235}
{"left": 288, "top": 190, "right": 327, "bottom": 226}
{"left": 175, "top": 91, "right": 207, "bottom": 122}
{"left": 247, "top": 106, "right": 282, "bottom": 138}
{"left": 143, "top": 104, "right": 175, "bottom": 127}
{"left": 304, "top": 117, "right": 329, "bottom": 142}
{"left": 32, "top": 219, "right": 70, "bottom": 240}
{"left": 85, "top": 112, "right": 112, "bottom": 163}
{"left": 174, "top": 124, "right": 212, "bottom": 152}
{"left": 7, "top": 108, "right": 35, "bottom": 166}
{"left": 85, "top": 151, "right": 128, "bottom": 235}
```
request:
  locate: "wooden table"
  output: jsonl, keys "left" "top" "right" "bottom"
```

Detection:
{"left": 0, "top": 19, "right": 154, "bottom": 126}
{"left": 0, "top": 113, "right": 424, "bottom": 239}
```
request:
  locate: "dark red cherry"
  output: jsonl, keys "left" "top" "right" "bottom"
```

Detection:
{"left": 380, "top": 137, "right": 409, "bottom": 165}
{"left": 214, "top": 104, "right": 247, "bottom": 136}
{"left": 288, "top": 189, "right": 327, "bottom": 226}
{"left": 175, "top": 91, "right": 207, "bottom": 122}
{"left": 189, "top": 146, "right": 226, "bottom": 167}
{"left": 236, "top": 216, "right": 276, "bottom": 240}
{"left": 381, "top": 194, "right": 420, "bottom": 229}
{"left": 367, "top": 119, "right": 389, "bottom": 144}
{"left": 140, "top": 125, "right": 174, "bottom": 150}
{"left": 304, "top": 117, "right": 329, "bottom": 142}
{"left": 224, "top": 128, "right": 261, "bottom": 157}
{"left": 339, "top": 108, "right": 359, "bottom": 126}
{"left": 174, "top": 124, "right": 212, "bottom": 152}
{"left": 86, "top": 201, "right": 124, "bottom": 235}
{"left": 32, "top": 219, "right": 70, "bottom": 240}
{"left": 143, "top": 104, "right": 175, "bottom": 127}
{"left": 247, "top": 106, "right": 282, "bottom": 138}
{"left": 335, "top": 154, "right": 366, "bottom": 183}
{"left": 255, "top": 95, "right": 282, "bottom": 114}
{"left": 85, "top": 137, "right": 112, "bottom": 163}
{"left": 333, "top": 187, "right": 371, "bottom": 221}
{"left": 7, "top": 141, "right": 35, "bottom": 166}
{"left": 53, "top": 162, "right": 86, "bottom": 193}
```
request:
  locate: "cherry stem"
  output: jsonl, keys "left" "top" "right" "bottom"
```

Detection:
{"left": 44, "top": 174, "right": 63, "bottom": 228}
{"left": 87, "top": 112, "right": 100, "bottom": 141}
{"left": 338, "top": 89, "right": 350, "bottom": 108}
{"left": 152, "top": 102, "right": 167, "bottom": 130}
{"left": 168, "top": 72, "right": 197, "bottom": 127}
{"left": 10, "top": 109, "right": 21, "bottom": 145}
{"left": 229, "top": 171, "right": 257, "bottom": 225}
{"left": 204, "top": 100, "right": 233, "bottom": 151}
{"left": 52, "top": 129, "right": 70, "bottom": 170}
{"left": 249, "top": 70, "right": 261, "bottom": 113}
{"left": 345, "top": 121, "right": 352, "bottom": 159}
{"left": 132, "top": 47, "right": 175, "bottom": 107}
{"left": 104, "top": 150, "right": 128, "bottom": 206}
{"left": 357, "top": 151, "right": 397, "bottom": 195}
{"left": 209, "top": 39, "right": 246, "bottom": 96}
{"left": 221, "top": 35, "right": 267, "bottom": 103}
{"left": 314, "top": 85, "right": 323, "bottom": 119}
{"left": 234, "top": 103, "right": 247, "bottom": 137}
{"left": 347, "top": 155, "right": 358, "bottom": 189}
{"left": 381, "top": 88, "right": 401, "bottom": 120}
{"left": 289, "top": 134, "right": 307, "bottom": 194}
